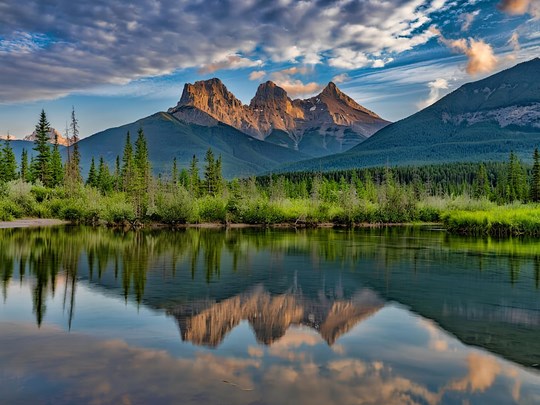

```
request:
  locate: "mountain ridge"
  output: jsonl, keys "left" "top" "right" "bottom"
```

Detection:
{"left": 277, "top": 58, "right": 540, "bottom": 173}
{"left": 168, "top": 78, "right": 390, "bottom": 156}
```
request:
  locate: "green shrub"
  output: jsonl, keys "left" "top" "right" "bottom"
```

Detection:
{"left": 197, "top": 196, "right": 227, "bottom": 223}
{"left": 153, "top": 189, "right": 195, "bottom": 224}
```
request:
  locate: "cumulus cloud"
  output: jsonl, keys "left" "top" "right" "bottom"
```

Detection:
{"left": 0, "top": 0, "right": 452, "bottom": 102}
{"left": 417, "top": 78, "right": 449, "bottom": 108}
{"left": 431, "top": 27, "right": 498, "bottom": 75}
{"left": 249, "top": 70, "right": 266, "bottom": 81}
{"left": 498, "top": 0, "right": 540, "bottom": 18}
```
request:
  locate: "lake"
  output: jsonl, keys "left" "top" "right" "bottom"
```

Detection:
{"left": 0, "top": 226, "right": 539, "bottom": 404}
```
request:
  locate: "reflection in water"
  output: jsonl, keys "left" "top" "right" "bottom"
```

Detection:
{"left": 171, "top": 286, "right": 383, "bottom": 346}
{"left": 1, "top": 226, "right": 540, "bottom": 404}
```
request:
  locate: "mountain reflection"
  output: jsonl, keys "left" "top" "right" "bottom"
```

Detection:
{"left": 171, "top": 286, "right": 383, "bottom": 347}
{"left": 0, "top": 226, "right": 539, "bottom": 368}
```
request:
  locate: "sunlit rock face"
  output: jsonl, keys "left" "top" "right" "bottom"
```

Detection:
{"left": 168, "top": 78, "right": 390, "bottom": 155}
{"left": 23, "top": 128, "right": 78, "bottom": 146}
{"left": 169, "top": 286, "right": 384, "bottom": 347}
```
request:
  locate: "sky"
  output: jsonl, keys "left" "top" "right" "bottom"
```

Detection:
{"left": 0, "top": 0, "right": 539, "bottom": 138}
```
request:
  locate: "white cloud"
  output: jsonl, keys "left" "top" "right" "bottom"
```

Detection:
{"left": 0, "top": 0, "right": 455, "bottom": 102}
{"left": 417, "top": 78, "right": 449, "bottom": 109}
{"left": 331, "top": 73, "right": 350, "bottom": 84}
{"left": 460, "top": 10, "right": 480, "bottom": 32}
{"left": 249, "top": 70, "right": 267, "bottom": 81}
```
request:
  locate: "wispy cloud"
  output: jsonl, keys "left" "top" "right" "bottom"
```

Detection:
{"left": 498, "top": 0, "right": 540, "bottom": 18}
{"left": 249, "top": 70, "right": 266, "bottom": 81}
{"left": 417, "top": 78, "right": 449, "bottom": 109}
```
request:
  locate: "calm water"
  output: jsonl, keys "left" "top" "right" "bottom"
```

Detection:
{"left": 0, "top": 226, "right": 539, "bottom": 404}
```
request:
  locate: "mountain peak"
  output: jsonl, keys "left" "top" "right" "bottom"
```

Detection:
{"left": 251, "top": 81, "right": 290, "bottom": 106}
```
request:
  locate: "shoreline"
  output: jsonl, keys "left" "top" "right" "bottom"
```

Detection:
{"left": 0, "top": 218, "right": 69, "bottom": 229}
{"left": 0, "top": 218, "right": 439, "bottom": 230}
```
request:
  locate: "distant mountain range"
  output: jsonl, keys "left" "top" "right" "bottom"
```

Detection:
{"left": 7, "top": 58, "right": 540, "bottom": 178}
{"left": 280, "top": 58, "right": 540, "bottom": 173}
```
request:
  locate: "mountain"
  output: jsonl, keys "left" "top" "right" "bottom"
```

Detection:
{"left": 168, "top": 78, "right": 389, "bottom": 157}
{"left": 75, "top": 112, "right": 309, "bottom": 178}
{"left": 279, "top": 58, "right": 540, "bottom": 173}
{"left": 24, "top": 127, "right": 77, "bottom": 146}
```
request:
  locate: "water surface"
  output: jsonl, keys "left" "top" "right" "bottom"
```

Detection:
{"left": 0, "top": 226, "right": 539, "bottom": 404}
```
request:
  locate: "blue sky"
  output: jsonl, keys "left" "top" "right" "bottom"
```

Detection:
{"left": 0, "top": 0, "right": 538, "bottom": 138}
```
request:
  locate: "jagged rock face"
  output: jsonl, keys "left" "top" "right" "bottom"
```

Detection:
{"left": 169, "top": 78, "right": 261, "bottom": 137}
{"left": 24, "top": 128, "right": 78, "bottom": 146}
{"left": 168, "top": 78, "right": 390, "bottom": 153}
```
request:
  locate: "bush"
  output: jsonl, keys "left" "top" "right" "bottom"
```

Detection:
{"left": 0, "top": 199, "right": 24, "bottom": 221}
{"left": 197, "top": 196, "right": 227, "bottom": 223}
{"left": 153, "top": 189, "right": 195, "bottom": 224}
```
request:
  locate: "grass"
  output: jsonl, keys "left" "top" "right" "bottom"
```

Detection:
{"left": 442, "top": 205, "right": 540, "bottom": 236}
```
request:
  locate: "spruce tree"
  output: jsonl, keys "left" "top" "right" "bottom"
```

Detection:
{"left": 86, "top": 157, "right": 97, "bottom": 187}
{"left": 204, "top": 148, "right": 216, "bottom": 195}
{"left": 32, "top": 110, "right": 52, "bottom": 186}
{"left": 473, "top": 164, "right": 490, "bottom": 199}
{"left": 0, "top": 137, "right": 17, "bottom": 182}
{"left": 114, "top": 155, "right": 121, "bottom": 192}
{"left": 172, "top": 157, "right": 178, "bottom": 186}
{"left": 133, "top": 127, "right": 150, "bottom": 216}
{"left": 189, "top": 154, "right": 200, "bottom": 197}
{"left": 97, "top": 156, "right": 111, "bottom": 194}
{"left": 121, "top": 132, "right": 134, "bottom": 192}
{"left": 20, "top": 149, "right": 29, "bottom": 181}
{"left": 50, "top": 134, "right": 64, "bottom": 187}
{"left": 531, "top": 148, "right": 540, "bottom": 203}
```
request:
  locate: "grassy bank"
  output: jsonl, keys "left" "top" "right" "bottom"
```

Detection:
{"left": 442, "top": 205, "right": 540, "bottom": 236}
{"left": 2, "top": 180, "right": 540, "bottom": 236}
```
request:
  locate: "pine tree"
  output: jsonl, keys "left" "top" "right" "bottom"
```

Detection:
{"left": 531, "top": 148, "right": 540, "bottom": 203}
{"left": 97, "top": 156, "right": 111, "bottom": 194}
{"left": 20, "top": 149, "right": 29, "bottom": 181}
{"left": 66, "top": 107, "right": 82, "bottom": 187}
{"left": 473, "top": 164, "right": 490, "bottom": 199}
{"left": 32, "top": 109, "right": 52, "bottom": 186}
{"left": 121, "top": 132, "right": 134, "bottom": 192}
{"left": 172, "top": 157, "right": 178, "bottom": 186}
{"left": 189, "top": 154, "right": 200, "bottom": 197}
{"left": 0, "top": 136, "right": 17, "bottom": 182}
{"left": 114, "top": 155, "right": 121, "bottom": 192}
{"left": 86, "top": 157, "right": 97, "bottom": 187}
{"left": 215, "top": 154, "right": 223, "bottom": 195}
{"left": 204, "top": 148, "right": 216, "bottom": 195}
{"left": 50, "top": 134, "right": 64, "bottom": 187}
{"left": 506, "top": 152, "right": 527, "bottom": 202}
{"left": 133, "top": 127, "right": 151, "bottom": 216}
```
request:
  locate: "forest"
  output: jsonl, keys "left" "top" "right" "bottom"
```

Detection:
{"left": 1, "top": 110, "right": 540, "bottom": 236}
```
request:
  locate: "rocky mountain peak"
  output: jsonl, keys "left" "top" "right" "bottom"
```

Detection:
{"left": 169, "top": 77, "right": 390, "bottom": 153}
{"left": 23, "top": 128, "right": 76, "bottom": 146}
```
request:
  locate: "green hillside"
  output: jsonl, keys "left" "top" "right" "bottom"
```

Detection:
{"left": 278, "top": 58, "right": 540, "bottom": 173}
{"left": 76, "top": 112, "right": 309, "bottom": 178}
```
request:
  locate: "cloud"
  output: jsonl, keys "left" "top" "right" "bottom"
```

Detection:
{"left": 0, "top": 0, "right": 454, "bottom": 103}
{"left": 498, "top": 0, "right": 540, "bottom": 18}
{"left": 332, "top": 73, "right": 350, "bottom": 84}
{"left": 198, "top": 55, "right": 262, "bottom": 74}
{"left": 431, "top": 27, "right": 498, "bottom": 75}
{"left": 507, "top": 31, "right": 521, "bottom": 60}
{"left": 460, "top": 10, "right": 480, "bottom": 31}
{"left": 270, "top": 66, "right": 322, "bottom": 98}
{"left": 249, "top": 70, "right": 266, "bottom": 81}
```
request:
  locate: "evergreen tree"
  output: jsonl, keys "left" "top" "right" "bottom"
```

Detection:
{"left": 20, "top": 149, "right": 29, "bottom": 181}
{"left": 531, "top": 148, "right": 540, "bottom": 203}
{"left": 473, "top": 164, "right": 490, "bottom": 199}
{"left": 97, "top": 156, "right": 112, "bottom": 194}
{"left": 0, "top": 136, "right": 17, "bottom": 182}
{"left": 172, "top": 157, "right": 178, "bottom": 186}
{"left": 32, "top": 109, "right": 52, "bottom": 186}
{"left": 114, "top": 155, "right": 121, "bottom": 192}
{"left": 189, "top": 154, "right": 200, "bottom": 196}
{"left": 86, "top": 157, "right": 97, "bottom": 187}
{"left": 121, "top": 132, "right": 134, "bottom": 192}
{"left": 215, "top": 154, "right": 224, "bottom": 195}
{"left": 50, "top": 134, "right": 64, "bottom": 187}
{"left": 204, "top": 148, "right": 216, "bottom": 195}
{"left": 65, "top": 109, "right": 82, "bottom": 190}
{"left": 133, "top": 127, "right": 151, "bottom": 216}
{"left": 506, "top": 152, "right": 527, "bottom": 202}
